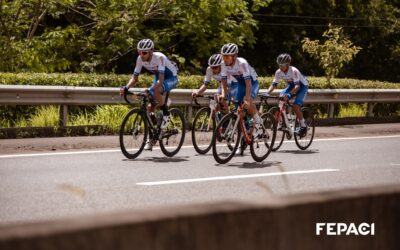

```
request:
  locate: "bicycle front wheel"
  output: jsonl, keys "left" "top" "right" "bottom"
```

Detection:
{"left": 268, "top": 106, "right": 285, "bottom": 151}
{"left": 250, "top": 112, "right": 277, "bottom": 162}
{"left": 159, "top": 108, "right": 186, "bottom": 157}
{"left": 191, "top": 107, "right": 215, "bottom": 154}
{"left": 294, "top": 107, "right": 315, "bottom": 150}
{"left": 119, "top": 108, "right": 148, "bottom": 159}
{"left": 212, "top": 113, "right": 240, "bottom": 164}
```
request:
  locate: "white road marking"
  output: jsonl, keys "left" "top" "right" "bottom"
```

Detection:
{"left": 136, "top": 168, "right": 340, "bottom": 186}
{"left": 390, "top": 163, "right": 400, "bottom": 166}
{"left": 0, "top": 134, "right": 399, "bottom": 159}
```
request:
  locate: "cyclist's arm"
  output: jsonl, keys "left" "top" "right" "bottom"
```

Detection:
{"left": 268, "top": 70, "right": 280, "bottom": 94}
{"left": 244, "top": 78, "right": 251, "bottom": 100}
{"left": 220, "top": 65, "right": 228, "bottom": 98}
{"left": 290, "top": 84, "right": 300, "bottom": 96}
{"left": 197, "top": 84, "right": 207, "bottom": 96}
{"left": 242, "top": 62, "right": 252, "bottom": 100}
{"left": 152, "top": 72, "right": 164, "bottom": 91}
{"left": 126, "top": 74, "right": 138, "bottom": 89}
{"left": 220, "top": 78, "right": 228, "bottom": 98}
{"left": 290, "top": 68, "right": 302, "bottom": 96}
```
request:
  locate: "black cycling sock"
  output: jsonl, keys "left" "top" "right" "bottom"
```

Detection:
{"left": 160, "top": 104, "right": 170, "bottom": 116}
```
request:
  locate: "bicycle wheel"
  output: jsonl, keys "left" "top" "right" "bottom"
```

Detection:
{"left": 191, "top": 107, "right": 215, "bottom": 154}
{"left": 160, "top": 108, "right": 186, "bottom": 157}
{"left": 119, "top": 108, "right": 148, "bottom": 159}
{"left": 268, "top": 106, "right": 285, "bottom": 151}
{"left": 294, "top": 107, "right": 315, "bottom": 150}
{"left": 250, "top": 112, "right": 277, "bottom": 162}
{"left": 212, "top": 113, "right": 240, "bottom": 164}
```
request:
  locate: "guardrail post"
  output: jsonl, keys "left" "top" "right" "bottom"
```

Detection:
{"left": 187, "top": 106, "right": 193, "bottom": 128}
{"left": 367, "top": 103, "right": 375, "bottom": 117}
{"left": 328, "top": 103, "right": 335, "bottom": 118}
{"left": 59, "top": 105, "right": 68, "bottom": 127}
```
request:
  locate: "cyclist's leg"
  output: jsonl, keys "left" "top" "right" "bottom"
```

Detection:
{"left": 159, "top": 76, "right": 178, "bottom": 128}
{"left": 293, "top": 85, "right": 308, "bottom": 123}
{"left": 147, "top": 77, "right": 159, "bottom": 113}
{"left": 247, "top": 79, "right": 260, "bottom": 116}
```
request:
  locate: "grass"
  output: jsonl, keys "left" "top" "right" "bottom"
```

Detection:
{"left": 69, "top": 105, "right": 130, "bottom": 132}
{"left": 338, "top": 104, "right": 366, "bottom": 118}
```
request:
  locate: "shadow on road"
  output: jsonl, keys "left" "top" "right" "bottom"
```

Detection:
{"left": 123, "top": 156, "right": 190, "bottom": 163}
{"left": 277, "top": 149, "right": 319, "bottom": 154}
{"left": 218, "top": 160, "right": 282, "bottom": 169}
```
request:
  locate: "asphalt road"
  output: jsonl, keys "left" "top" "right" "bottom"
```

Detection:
{"left": 1, "top": 132, "right": 400, "bottom": 226}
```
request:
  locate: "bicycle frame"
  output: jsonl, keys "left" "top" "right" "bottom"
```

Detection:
{"left": 224, "top": 103, "right": 254, "bottom": 146}
{"left": 193, "top": 95, "right": 228, "bottom": 132}
{"left": 276, "top": 100, "right": 295, "bottom": 138}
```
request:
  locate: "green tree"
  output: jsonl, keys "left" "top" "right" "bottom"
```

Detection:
{"left": 0, "top": 0, "right": 270, "bottom": 73}
{"left": 302, "top": 24, "right": 361, "bottom": 86}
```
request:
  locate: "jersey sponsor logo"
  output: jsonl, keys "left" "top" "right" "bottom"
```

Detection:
{"left": 316, "top": 223, "right": 375, "bottom": 236}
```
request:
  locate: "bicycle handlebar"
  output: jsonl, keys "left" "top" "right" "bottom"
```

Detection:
{"left": 123, "top": 90, "right": 148, "bottom": 104}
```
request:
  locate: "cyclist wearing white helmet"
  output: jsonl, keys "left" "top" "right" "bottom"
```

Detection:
{"left": 220, "top": 43, "right": 262, "bottom": 137}
{"left": 266, "top": 53, "right": 309, "bottom": 136}
{"left": 121, "top": 38, "right": 179, "bottom": 150}
{"left": 192, "top": 54, "right": 238, "bottom": 104}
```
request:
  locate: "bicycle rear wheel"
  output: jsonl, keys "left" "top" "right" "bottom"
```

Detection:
{"left": 268, "top": 106, "right": 285, "bottom": 151}
{"left": 160, "top": 108, "right": 186, "bottom": 157}
{"left": 250, "top": 112, "right": 276, "bottom": 162}
{"left": 119, "top": 108, "right": 148, "bottom": 159}
{"left": 212, "top": 113, "right": 240, "bottom": 164}
{"left": 294, "top": 107, "right": 315, "bottom": 150}
{"left": 191, "top": 107, "right": 215, "bottom": 154}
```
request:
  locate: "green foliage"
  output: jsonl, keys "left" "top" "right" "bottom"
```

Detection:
{"left": 0, "top": 73, "right": 399, "bottom": 89}
{"left": 69, "top": 105, "right": 130, "bottom": 131}
{"left": 302, "top": 25, "right": 361, "bottom": 86}
{"left": 338, "top": 104, "right": 366, "bottom": 118}
{"left": 0, "top": 0, "right": 270, "bottom": 73}
{"left": 29, "top": 105, "right": 59, "bottom": 127}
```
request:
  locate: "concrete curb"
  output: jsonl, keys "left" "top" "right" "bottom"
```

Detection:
{"left": 1, "top": 184, "right": 399, "bottom": 250}
{"left": 1, "top": 116, "right": 400, "bottom": 139}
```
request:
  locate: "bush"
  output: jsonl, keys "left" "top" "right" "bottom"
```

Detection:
{"left": 0, "top": 72, "right": 399, "bottom": 89}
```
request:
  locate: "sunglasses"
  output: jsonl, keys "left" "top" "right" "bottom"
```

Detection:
{"left": 139, "top": 51, "right": 150, "bottom": 56}
{"left": 279, "top": 63, "right": 289, "bottom": 67}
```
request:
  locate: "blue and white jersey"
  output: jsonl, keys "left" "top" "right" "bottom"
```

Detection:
{"left": 133, "top": 52, "right": 178, "bottom": 79}
{"left": 221, "top": 57, "right": 258, "bottom": 83}
{"left": 272, "top": 66, "right": 308, "bottom": 87}
{"left": 204, "top": 66, "right": 236, "bottom": 86}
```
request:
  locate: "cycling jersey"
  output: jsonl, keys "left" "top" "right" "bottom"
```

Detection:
{"left": 272, "top": 66, "right": 308, "bottom": 87}
{"left": 221, "top": 57, "right": 258, "bottom": 83}
{"left": 133, "top": 52, "right": 178, "bottom": 79}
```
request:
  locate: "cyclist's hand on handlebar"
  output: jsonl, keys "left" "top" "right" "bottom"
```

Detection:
{"left": 120, "top": 86, "right": 129, "bottom": 96}
{"left": 191, "top": 91, "right": 198, "bottom": 99}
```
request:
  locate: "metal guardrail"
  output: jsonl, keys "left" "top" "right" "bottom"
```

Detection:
{"left": 1, "top": 85, "right": 400, "bottom": 126}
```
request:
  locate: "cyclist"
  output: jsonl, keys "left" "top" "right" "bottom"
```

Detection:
{"left": 191, "top": 54, "right": 238, "bottom": 108}
{"left": 266, "top": 53, "right": 309, "bottom": 136}
{"left": 219, "top": 43, "right": 262, "bottom": 137}
{"left": 120, "top": 38, "right": 179, "bottom": 150}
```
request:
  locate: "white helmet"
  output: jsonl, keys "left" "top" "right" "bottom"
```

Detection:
{"left": 137, "top": 39, "right": 154, "bottom": 51}
{"left": 208, "top": 54, "right": 223, "bottom": 67}
{"left": 276, "top": 53, "right": 291, "bottom": 65}
{"left": 221, "top": 43, "right": 239, "bottom": 55}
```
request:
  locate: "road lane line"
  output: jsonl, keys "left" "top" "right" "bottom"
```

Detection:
{"left": 1, "top": 134, "right": 399, "bottom": 159}
{"left": 136, "top": 168, "right": 340, "bottom": 186}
